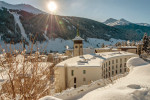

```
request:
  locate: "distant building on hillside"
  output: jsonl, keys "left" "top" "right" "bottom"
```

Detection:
{"left": 118, "top": 46, "right": 137, "bottom": 54}
{"left": 95, "top": 47, "right": 118, "bottom": 53}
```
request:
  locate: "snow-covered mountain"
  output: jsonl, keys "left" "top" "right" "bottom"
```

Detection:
{"left": 0, "top": 1, "right": 150, "bottom": 52}
{"left": 104, "top": 18, "right": 150, "bottom": 27}
{"left": 136, "top": 23, "right": 150, "bottom": 27}
{"left": 104, "top": 18, "right": 131, "bottom": 26}
{"left": 0, "top": 1, "right": 44, "bottom": 14}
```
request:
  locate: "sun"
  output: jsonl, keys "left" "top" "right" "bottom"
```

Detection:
{"left": 48, "top": 1, "right": 57, "bottom": 12}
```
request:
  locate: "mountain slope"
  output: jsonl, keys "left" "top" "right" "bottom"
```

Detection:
{"left": 0, "top": 1, "right": 149, "bottom": 45}
{"left": 104, "top": 18, "right": 131, "bottom": 26}
{"left": 104, "top": 18, "right": 150, "bottom": 27}
{"left": 0, "top": 1, "right": 44, "bottom": 14}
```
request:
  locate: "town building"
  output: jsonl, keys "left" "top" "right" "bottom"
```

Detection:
{"left": 54, "top": 27, "right": 139, "bottom": 92}
{"left": 54, "top": 51, "right": 138, "bottom": 92}
{"left": 72, "top": 27, "right": 84, "bottom": 57}
{"left": 118, "top": 46, "right": 137, "bottom": 54}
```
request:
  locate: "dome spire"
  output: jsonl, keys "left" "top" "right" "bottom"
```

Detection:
{"left": 77, "top": 23, "right": 79, "bottom": 36}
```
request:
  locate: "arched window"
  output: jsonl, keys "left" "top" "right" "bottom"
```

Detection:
{"left": 74, "top": 77, "right": 76, "bottom": 83}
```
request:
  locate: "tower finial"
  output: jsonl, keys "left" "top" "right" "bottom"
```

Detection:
{"left": 77, "top": 23, "right": 79, "bottom": 36}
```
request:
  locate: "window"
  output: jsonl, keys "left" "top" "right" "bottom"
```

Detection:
{"left": 104, "top": 64, "right": 105, "bottom": 68}
{"left": 112, "top": 66, "right": 114, "bottom": 70}
{"left": 106, "top": 68, "right": 107, "bottom": 72}
{"left": 116, "top": 59, "right": 118, "bottom": 63}
{"left": 116, "top": 70, "right": 118, "bottom": 74}
{"left": 112, "top": 71, "right": 114, "bottom": 75}
{"left": 80, "top": 46, "right": 82, "bottom": 48}
{"left": 125, "top": 58, "right": 127, "bottom": 62}
{"left": 106, "top": 62, "right": 107, "bottom": 67}
{"left": 120, "top": 69, "right": 122, "bottom": 73}
{"left": 120, "top": 64, "right": 122, "bottom": 68}
{"left": 109, "top": 72, "right": 110, "bottom": 77}
{"left": 109, "top": 67, "right": 110, "bottom": 71}
{"left": 124, "top": 68, "right": 126, "bottom": 72}
{"left": 83, "top": 70, "right": 86, "bottom": 74}
{"left": 116, "top": 65, "right": 118, "bottom": 69}
{"left": 124, "top": 63, "right": 126, "bottom": 67}
{"left": 74, "top": 77, "right": 76, "bottom": 83}
{"left": 71, "top": 70, "right": 74, "bottom": 76}
{"left": 120, "top": 59, "right": 122, "bottom": 63}
{"left": 112, "top": 60, "right": 114, "bottom": 64}
{"left": 75, "top": 46, "right": 78, "bottom": 48}
{"left": 109, "top": 61, "right": 111, "bottom": 65}
{"left": 74, "top": 85, "right": 76, "bottom": 88}
{"left": 83, "top": 78, "right": 86, "bottom": 81}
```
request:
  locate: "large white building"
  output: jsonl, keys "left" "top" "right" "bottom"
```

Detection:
{"left": 54, "top": 52, "right": 138, "bottom": 92}
{"left": 54, "top": 27, "right": 138, "bottom": 92}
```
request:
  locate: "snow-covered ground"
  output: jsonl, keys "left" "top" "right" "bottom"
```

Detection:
{"left": 79, "top": 57, "right": 150, "bottom": 100}
{"left": 0, "top": 38, "right": 125, "bottom": 53}
{"left": 39, "top": 57, "right": 150, "bottom": 100}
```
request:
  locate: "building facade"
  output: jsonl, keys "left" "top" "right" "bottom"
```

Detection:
{"left": 54, "top": 52, "right": 138, "bottom": 92}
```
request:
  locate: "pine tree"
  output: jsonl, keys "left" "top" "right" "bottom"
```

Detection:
{"left": 142, "top": 33, "right": 149, "bottom": 53}
{"left": 101, "top": 43, "right": 105, "bottom": 48}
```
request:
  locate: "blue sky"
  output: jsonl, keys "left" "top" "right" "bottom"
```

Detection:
{"left": 2, "top": 0, "right": 150, "bottom": 23}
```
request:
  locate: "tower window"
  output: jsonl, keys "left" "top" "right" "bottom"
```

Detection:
{"left": 74, "top": 77, "right": 76, "bottom": 83}
{"left": 71, "top": 70, "right": 74, "bottom": 76}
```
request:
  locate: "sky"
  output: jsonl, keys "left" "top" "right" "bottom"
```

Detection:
{"left": 2, "top": 0, "right": 150, "bottom": 23}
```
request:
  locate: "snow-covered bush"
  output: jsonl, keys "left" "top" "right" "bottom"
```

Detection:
{"left": 0, "top": 43, "right": 54, "bottom": 99}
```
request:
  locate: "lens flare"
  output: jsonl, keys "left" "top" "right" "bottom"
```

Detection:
{"left": 48, "top": 1, "right": 57, "bottom": 12}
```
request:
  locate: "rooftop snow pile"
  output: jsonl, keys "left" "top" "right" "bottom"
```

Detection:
{"left": 79, "top": 57, "right": 150, "bottom": 100}
{"left": 39, "top": 96, "right": 61, "bottom": 100}
{"left": 127, "top": 57, "right": 149, "bottom": 67}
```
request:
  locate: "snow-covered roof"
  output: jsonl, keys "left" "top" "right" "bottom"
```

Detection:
{"left": 73, "top": 36, "right": 84, "bottom": 41}
{"left": 118, "top": 46, "right": 137, "bottom": 49}
{"left": 39, "top": 96, "right": 61, "bottom": 100}
{"left": 95, "top": 48, "right": 111, "bottom": 50}
{"left": 56, "top": 52, "right": 138, "bottom": 67}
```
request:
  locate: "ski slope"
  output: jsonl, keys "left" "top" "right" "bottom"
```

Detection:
{"left": 11, "top": 12, "right": 29, "bottom": 42}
